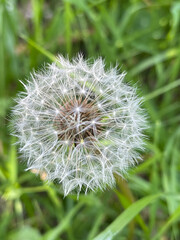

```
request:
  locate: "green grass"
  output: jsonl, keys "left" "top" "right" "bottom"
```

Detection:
{"left": 0, "top": 0, "right": 180, "bottom": 239}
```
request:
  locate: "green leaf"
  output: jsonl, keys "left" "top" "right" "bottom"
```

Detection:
{"left": 0, "top": 3, "right": 5, "bottom": 97}
{"left": 0, "top": 211, "right": 12, "bottom": 239}
{"left": 93, "top": 194, "right": 161, "bottom": 240}
{"left": 0, "top": 98, "right": 12, "bottom": 117}
{"left": 7, "top": 138, "right": 17, "bottom": 184}
{"left": 42, "top": 202, "right": 83, "bottom": 240}
{"left": 20, "top": 34, "right": 57, "bottom": 63}
{"left": 7, "top": 226, "right": 41, "bottom": 240}
{"left": 144, "top": 78, "right": 180, "bottom": 101}
{"left": 152, "top": 205, "right": 180, "bottom": 240}
{"left": 130, "top": 48, "right": 180, "bottom": 76}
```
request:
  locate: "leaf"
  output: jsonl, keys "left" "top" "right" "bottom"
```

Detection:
{"left": 93, "top": 194, "right": 161, "bottom": 240}
{"left": 144, "top": 79, "right": 180, "bottom": 101}
{"left": 7, "top": 138, "right": 17, "bottom": 184}
{"left": 0, "top": 98, "right": 12, "bottom": 117}
{"left": 42, "top": 202, "right": 83, "bottom": 240}
{"left": 7, "top": 226, "right": 41, "bottom": 240}
{"left": 20, "top": 34, "right": 57, "bottom": 63}
{"left": 130, "top": 48, "right": 180, "bottom": 76}
{"left": 152, "top": 205, "right": 180, "bottom": 240}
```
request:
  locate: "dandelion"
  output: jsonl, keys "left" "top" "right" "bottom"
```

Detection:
{"left": 12, "top": 55, "right": 146, "bottom": 196}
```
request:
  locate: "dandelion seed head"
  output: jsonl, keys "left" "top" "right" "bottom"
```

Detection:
{"left": 12, "top": 55, "right": 147, "bottom": 196}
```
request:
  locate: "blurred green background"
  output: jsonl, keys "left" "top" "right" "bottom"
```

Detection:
{"left": 0, "top": 0, "right": 180, "bottom": 239}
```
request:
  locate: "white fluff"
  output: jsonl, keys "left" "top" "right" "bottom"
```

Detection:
{"left": 12, "top": 55, "right": 146, "bottom": 196}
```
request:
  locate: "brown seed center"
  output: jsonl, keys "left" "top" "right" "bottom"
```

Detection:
{"left": 53, "top": 96, "right": 102, "bottom": 146}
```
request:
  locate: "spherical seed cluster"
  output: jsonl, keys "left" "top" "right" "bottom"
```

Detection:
{"left": 12, "top": 55, "right": 146, "bottom": 196}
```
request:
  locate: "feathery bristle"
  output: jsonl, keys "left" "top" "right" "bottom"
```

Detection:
{"left": 11, "top": 55, "right": 147, "bottom": 196}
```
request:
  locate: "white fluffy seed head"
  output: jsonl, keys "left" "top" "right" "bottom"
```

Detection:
{"left": 11, "top": 55, "right": 147, "bottom": 196}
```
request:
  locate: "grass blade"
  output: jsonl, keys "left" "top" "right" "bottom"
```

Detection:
{"left": 42, "top": 202, "right": 83, "bottom": 240}
{"left": 152, "top": 205, "right": 180, "bottom": 240}
{"left": 130, "top": 48, "right": 180, "bottom": 76}
{"left": 144, "top": 79, "right": 180, "bottom": 101}
{"left": 93, "top": 194, "right": 161, "bottom": 240}
{"left": 20, "top": 34, "right": 57, "bottom": 63}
